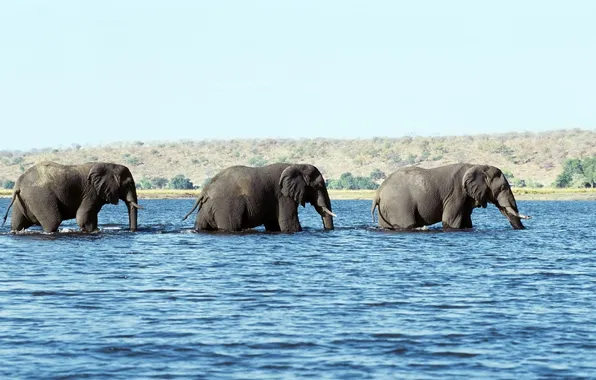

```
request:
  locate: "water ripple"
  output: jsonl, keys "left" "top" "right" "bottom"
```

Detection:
{"left": 0, "top": 199, "right": 595, "bottom": 379}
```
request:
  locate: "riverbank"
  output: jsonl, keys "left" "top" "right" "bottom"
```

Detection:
{"left": 2, "top": 188, "right": 596, "bottom": 201}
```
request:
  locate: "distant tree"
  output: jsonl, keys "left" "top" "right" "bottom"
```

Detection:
{"left": 1, "top": 179, "right": 15, "bottom": 189}
{"left": 151, "top": 177, "right": 169, "bottom": 189}
{"left": 581, "top": 157, "right": 596, "bottom": 187}
{"left": 327, "top": 172, "right": 379, "bottom": 190}
{"left": 555, "top": 158, "right": 586, "bottom": 188}
{"left": 138, "top": 177, "right": 153, "bottom": 190}
{"left": 248, "top": 155, "right": 268, "bottom": 167}
{"left": 169, "top": 175, "right": 194, "bottom": 190}
{"left": 370, "top": 168, "right": 386, "bottom": 181}
{"left": 511, "top": 178, "right": 526, "bottom": 188}
{"left": 501, "top": 169, "right": 514, "bottom": 179}
{"left": 526, "top": 180, "right": 544, "bottom": 188}
{"left": 405, "top": 154, "right": 417, "bottom": 165}
{"left": 125, "top": 156, "right": 141, "bottom": 166}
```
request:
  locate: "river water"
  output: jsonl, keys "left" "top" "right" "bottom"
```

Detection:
{"left": 0, "top": 199, "right": 595, "bottom": 379}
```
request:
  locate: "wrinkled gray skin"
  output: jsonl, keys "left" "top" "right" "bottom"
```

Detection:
{"left": 371, "top": 163, "right": 528, "bottom": 230}
{"left": 2, "top": 161, "right": 140, "bottom": 233}
{"left": 183, "top": 163, "right": 335, "bottom": 232}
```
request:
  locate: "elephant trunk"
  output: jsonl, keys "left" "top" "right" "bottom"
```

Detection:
{"left": 124, "top": 188, "right": 139, "bottom": 232}
{"left": 313, "top": 189, "right": 335, "bottom": 230}
{"left": 495, "top": 191, "right": 526, "bottom": 230}
{"left": 128, "top": 203, "right": 138, "bottom": 232}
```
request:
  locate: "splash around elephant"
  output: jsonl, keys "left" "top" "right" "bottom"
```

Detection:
{"left": 183, "top": 163, "right": 335, "bottom": 232}
{"left": 371, "top": 163, "right": 530, "bottom": 230}
{"left": 2, "top": 161, "right": 142, "bottom": 233}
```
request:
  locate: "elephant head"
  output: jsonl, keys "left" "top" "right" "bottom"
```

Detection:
{"left": 279, "top": 164, "right": 335, "bottom": 230}
{"left": 88, "top": 163, "right": 141, "bottom": 231}
{"left": 463, "top": 165, "right": 529, "bottom": 230}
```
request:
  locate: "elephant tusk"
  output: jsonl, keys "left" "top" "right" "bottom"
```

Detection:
{"left": 130, "top": 201, "right": 144, "bottom": 210}
{"left": 505, "top": 206, "right": 530, "bottom": 219}
{"left": 322, "top": 206, "right": 337, "bottom": 218}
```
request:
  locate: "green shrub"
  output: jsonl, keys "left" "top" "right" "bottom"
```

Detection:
{"left": 151, "top": 177, "right": 169, "bottom": 189}
{"left": 370, "top": 168, "right": 386, "bottom": 181}
{"left": 248, "top": 155, "right": 268, "bottom": 167}
{"left": 1, "top": 179, "right": 15, "bottom": 189}
{"left": 169, "top": 175, "right": 194, "bottom": 189}
{"left": 138, "top": 177, "right": 153, "bottom": 190}
{"left": 125, "top": 156, "right": 141, "bottom": 166}
{"left": 554, "top": 158, "right": 596, "bottom": 188}
{"left": 327, "top": 172, "right": 379, "bottom": 190}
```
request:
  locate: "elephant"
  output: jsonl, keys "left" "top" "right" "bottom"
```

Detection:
{"left": 183, "top": 163, "right": 335, "bottom": 232}
{"left": 2, "top": 161, "right": 141, "bottom": 233}
{"left": 371, "top": 163, "right": 530, "bottom": 230}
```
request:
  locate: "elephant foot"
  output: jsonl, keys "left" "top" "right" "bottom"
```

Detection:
{"left": 80, "top": 227, "right": 100, "bottom": 233}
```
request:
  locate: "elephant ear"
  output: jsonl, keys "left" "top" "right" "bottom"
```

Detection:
{"left": 279, "top": 165, "right": 308, "bottom": 207}
{"left": 88, "top": 163, "right": 120, "bottom": 205}
{"left": 462, "top": 166, "right": 489, "bottom": 208}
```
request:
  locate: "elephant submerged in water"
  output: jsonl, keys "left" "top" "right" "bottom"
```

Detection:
{"left": 2, "top": 161, "right": 141, "bottom": 233}
{"left": 183, "top": 163, "right": 335, "bottom": 232}
{"left": 371, "top": 163, "right": 530, "bottom": 230}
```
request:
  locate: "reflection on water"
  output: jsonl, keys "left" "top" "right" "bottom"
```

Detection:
{"left": 0, "top": 199, "right": 595, "bottom": 379}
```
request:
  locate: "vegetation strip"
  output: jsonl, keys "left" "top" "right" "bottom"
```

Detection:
{"left": 2, "top": 130, "right": 596, "bottom": 189}
{"left": 2, "top": 188, "right": 595, "bottom": 201}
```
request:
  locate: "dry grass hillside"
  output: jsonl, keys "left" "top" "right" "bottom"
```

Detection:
{"left": 0, "top": 129, "right": 594, "bottom": 187}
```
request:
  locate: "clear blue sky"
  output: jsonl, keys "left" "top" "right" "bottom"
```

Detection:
{"left": 1, "top": 1, "right": 595, "bottom": 150}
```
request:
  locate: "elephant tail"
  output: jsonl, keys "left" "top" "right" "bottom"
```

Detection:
{"left": 371, "top": 193, "right": 380, "bottom": 223}
{"left": 1, "top": 189, "right": 19, "bottom": 227}
{"left": 182, "top": 194, "right": 208, "bottom": 221}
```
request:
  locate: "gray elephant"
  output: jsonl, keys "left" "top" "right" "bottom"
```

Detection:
{"left": 2, "top": 161, "right": 141, "bottom": 233}
{"left": 183, "top": 163, "right": 335, "bottom": 232}
{"left": 371, "top": 163, "right": 530, "bottom": 230}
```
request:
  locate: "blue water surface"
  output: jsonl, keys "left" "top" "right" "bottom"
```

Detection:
{"left": 0, "top": 198, "right": 595, "bottom": 379}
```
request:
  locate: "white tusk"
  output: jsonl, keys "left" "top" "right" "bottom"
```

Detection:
{"left": 505, "top": 206, "right": 530, "bottom": 219}
{"left": 322, "top": 206, "right": 337, "bottom": 217}
{"left": 130, "top": 201, "right": 144, "bottom": 210}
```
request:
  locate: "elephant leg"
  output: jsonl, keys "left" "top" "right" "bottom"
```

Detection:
{"left": 378, "top": 202, "right": 417, "bottom": 230}
{"left": 76, "top": 208, "right": 98, "bottom": 232}
{"left": 11, "top": 206, "right": 34, "bottom": 232}
{"left": 25, "top": 191, "right": 62, "bottom": 233}
{"left": 37, "top": 210, "right": 62, "bottom": 233}
{"left": 277, "top": 198, "right": 301, "bottom": 232}
{"left": 378, "top": 215, "right": 412, "bottom": 229}
{"left": 214, "top": 212, "right": 244, "bottom": 231}
{"left": 462, "top": 213, "right": 473, "bottom": 229}
{"left": 195, "top": 212, "right": 217, "bottom": 231}
{"left": 264, "top": 220, "right": 281, "bottom": 232}
{"left": 442, "top": 203, "right": 471, "bottom": 230}
{"left": 279, "top": 218, "right": 301, "bottom": 232}
{"left": 199, "top": 198, "right": 245, "bottom": 231}
{"left": 442, "top": 213, "right": 465, "bottom": 230}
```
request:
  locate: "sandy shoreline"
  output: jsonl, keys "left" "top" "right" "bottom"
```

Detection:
{"left": 1, "top": 188, "right": 596, "bottom": 201}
